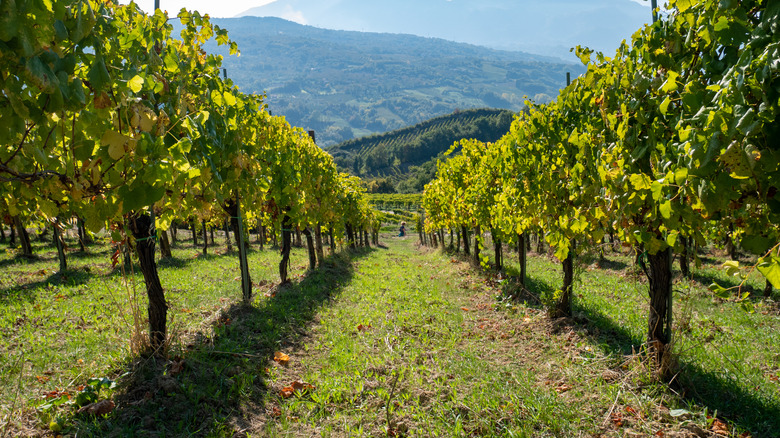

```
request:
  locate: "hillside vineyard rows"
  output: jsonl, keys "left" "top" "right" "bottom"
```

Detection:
{"left": 423, "top": 0, "right": 780, "bottom": 370}
{"left": 1, "top": 1, "right": 380, "bottom": 349}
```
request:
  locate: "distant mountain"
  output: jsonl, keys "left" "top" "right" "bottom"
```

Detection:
{"left": 210, "top": 17, "right": 582, "bottom": 146}
{"left": 326, "top": 108, "right": 515, "bottom": 193}
{"left": 237, "top": 0, "right": 653, "bottom": 62}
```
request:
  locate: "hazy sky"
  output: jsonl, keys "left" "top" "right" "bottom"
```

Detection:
{"left": 122, "top": 0, "right": 654, "bottom": 19}
{"left": 120, "top": 0, "right": 276, "bottom": 18}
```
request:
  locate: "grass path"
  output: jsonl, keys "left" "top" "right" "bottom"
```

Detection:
{"left": 254, "top": 236, "right": 716, "bottom": 437}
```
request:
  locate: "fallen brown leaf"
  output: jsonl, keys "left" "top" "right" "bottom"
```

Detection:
{"left": 77, "top": 399, "right": 115, "bottom": 416}
{"left": 273, "top": 352, "right": 290, "bottom": 365}
{"left": 711, "top": 418, "right": 729, "bottom": 436}
{"left": 290, "top": 380, "right": 315, "bottom": 392}
{"left": 170, "top": 359, "right": 185, "bottom": 376}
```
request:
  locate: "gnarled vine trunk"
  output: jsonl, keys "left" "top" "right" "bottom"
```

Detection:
{"left": 679, "top": 236, "right": 690, "bottom": 278}
{"left": 222, "top": 199, "right": 252, "bottom": 303}
{"left": 472, "top": 226, "right": 481, "bottom": 265}
{"left": 202, "top": 220, "right": 208, "bottom": 255}
{"left": 461, "top": 225, "right": 470, "bottom": 255}
{"left": 224, "top": 219, "right": 232, "bottom": 252}
{"left": 552, "top": 239, "right": 575, "bottom": 318}
{"left": 302, "top": 227, "right": 316, "bottom": 270}
{"left": 645, "top": 247, "right": 673, "bottom": 375}
{"left": 518, "top": 233, "right": 527, "bottom": 287}
{"left": 159, "top": 229, "right": 172, "bottom": 259}
{"left": 492, "top": 229, "right": 502, "bottom": 271}
{"left": 53, "top": 218, "right": 67, "bottom": 273}
{"left": 13, "top": 216, "right": 32, "bottom": 257}
{"left": 280, "top": 214, "right": 293, "bottom": 283}
{"left": 314, "top": 224, "right": 325, "bottom": 267}
{"left": 345, "top": 223, "right": 356, "bottom": 250}
{"left": 129, "top": 213, "right": 168, "bottom": 353}
{"left": 190, "top": 219, "right": 197, "bottom": 247}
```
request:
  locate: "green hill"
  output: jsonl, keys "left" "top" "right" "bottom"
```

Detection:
{"left": 325, "top": 108, "right": 514, "bottom": 193}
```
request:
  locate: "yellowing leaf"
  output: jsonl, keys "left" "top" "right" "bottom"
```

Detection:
{"left": 660, "top": 96, "right": 671, "bottom": 115}
{"left": 39, "top": 199, "right": 59, "bottom": 218}
{"left": 723, "top": 260, "right": 742, "bottom": 278}
{"left": 629, "top": 174, "right": 651, "bottom": 191}
{"left": 661, "top": 71, "right": 680, "bottom": 93}
{"left": 223, "top": 92, "right": 237, "bottom": 106}
{"left": 139, "top": 111, "right": 156, "bottom": 132}
{"left": 674, "top": 168, "right": 688, "bottom": 185}
{"left": 650, "top": 181, "right": 663, "bottom": 201}
{"left": 128, "top": 75, "right": 144, "bottom": 93}
{"left": 101, "top": 130, "right": 133, "bottom": 160}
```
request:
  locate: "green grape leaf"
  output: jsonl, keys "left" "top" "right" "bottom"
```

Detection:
{"left": 709, "top": 283, "right": 731, "bottom": 299}
{"left": 659, "top": 201, "right": 672, "bottom": 219}
{"left": 119, "top": 184, "right": 165, "bottom": 214}
{"left": 651, "top": 181, "right": 663, "bottom": 201}
{"left": 741, "top": 234, "right": 774, "bottom": 255}
{"left": 25, "top": 55, "right": 58, "bottom": 93}
{"left": 88, "top": 56, "right": 111, "bottom": 92}
{"left": 0, "top": 0, "right": 19, "bottom": 41}
{"left": 757, "top": 257, "right": 780, "bottom": 289}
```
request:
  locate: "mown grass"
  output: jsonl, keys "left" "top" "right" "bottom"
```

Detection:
{"left": 498, "top": 242, "right": 780, "bottom": 437}
{"left": 0, "top": 229, "right": 322, "bottom": 436}
{"left": 1, "top": 229, "right": 779, "bottom": 437}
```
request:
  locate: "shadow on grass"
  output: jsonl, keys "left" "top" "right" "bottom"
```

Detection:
{"left": 81, "top": 247, "right": 374, "bottom": 437}
{"left": 688, "top": 270, "right": 762, "bottom": 296}
{"left": 674, "top": 362, "right": 780, "bottom": 437}
{"left": 501, "top": 264, "right": 552, "bottom": 311}
{"left": 578, "top": 251, "right": 631, "bottom": 271}
{"left": 0, "top": 268, "right": 94, "bottom": 305}
{"left": 498, "top": 253, "right": 780, "bottom": 437}
{"left": 572, "top": 294, "right": 780, "bottom": 437}
{"left": 0, "top": 253, "right": 39, "bottom": 269}
{"left": 109, "top": 246, "right": 242, "bottom": 276}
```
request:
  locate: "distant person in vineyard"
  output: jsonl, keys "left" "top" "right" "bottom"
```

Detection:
{"left": 399, "top": 222, "right": 406, "bottom": 237}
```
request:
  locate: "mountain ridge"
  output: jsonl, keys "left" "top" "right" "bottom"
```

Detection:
{"left": 236, "top": 0, "right": 653, "bottom": 62}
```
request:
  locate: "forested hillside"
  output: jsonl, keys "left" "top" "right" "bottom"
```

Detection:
{"left": 326, "top": 108, "right": 515, "bottom": 193}
{"left": 208, "top": 17, "right": 578, "bottom": 146}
